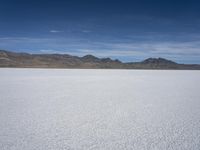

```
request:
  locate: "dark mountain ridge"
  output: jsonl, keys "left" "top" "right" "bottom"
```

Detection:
{"left": 141, "top": 57, "right": 177, "bottom": 65}
{"left": 0, "top": 50, "right": 200, "bottom": 69}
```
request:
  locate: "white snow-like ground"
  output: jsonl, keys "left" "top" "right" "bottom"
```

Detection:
{"left": 0, "top": 68, "right": 200, "bottom": 150}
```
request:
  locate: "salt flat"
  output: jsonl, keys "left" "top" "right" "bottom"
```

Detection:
{"left": 0, "top": 68, "right": 200, "bottom": 150}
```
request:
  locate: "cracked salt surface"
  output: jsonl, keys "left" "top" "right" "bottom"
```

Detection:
{"left": 0, "top": 68, "right": 200, "bottom": 150}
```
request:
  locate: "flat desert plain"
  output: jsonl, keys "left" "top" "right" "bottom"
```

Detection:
{"left": 0, "top": 69, "right": 200, "bottom": 150}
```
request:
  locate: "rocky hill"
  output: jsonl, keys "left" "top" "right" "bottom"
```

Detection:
{"left": 0, "top": 50, "right": 200, "bottom": 69}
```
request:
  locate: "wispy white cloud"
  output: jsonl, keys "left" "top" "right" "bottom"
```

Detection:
{"left": 39, "top": 49, "right": 66, "bottom": 54}
{"left": 1, "top": 36, "right": 200, "bottom": 56}
{"left": 81, "top": 30, "right": 91, "bottom": 33}
{"left": 96, "top": 41, "right": 200, "bottom": 56}
{"left": 75, "top": 48, "right": 141, "bottom": 57}
{"left": 0, "top": 36, "right": 200, "bottom": 63}
{"left": 50, "top": 30, "right": 63, "bottom": 33}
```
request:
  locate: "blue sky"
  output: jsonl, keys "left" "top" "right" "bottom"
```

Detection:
{"left": 0, "top": 0, "right": 200, "bottom": 63}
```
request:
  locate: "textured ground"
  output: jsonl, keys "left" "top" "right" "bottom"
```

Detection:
{"left": 0, "top": 69, "right": 200, "bottom": 150}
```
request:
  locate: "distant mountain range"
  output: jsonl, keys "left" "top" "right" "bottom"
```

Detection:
{"left": 0, "top": 50, "right": 200, "bottom": 69}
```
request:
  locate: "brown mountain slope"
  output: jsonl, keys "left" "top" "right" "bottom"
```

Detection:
{"left": 0, "top": 50, "right": 200, "bottom": 69}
